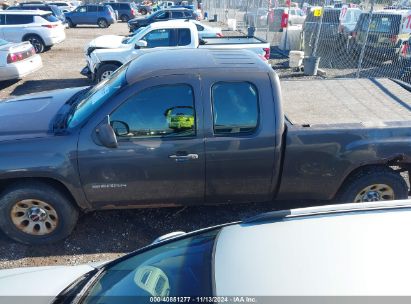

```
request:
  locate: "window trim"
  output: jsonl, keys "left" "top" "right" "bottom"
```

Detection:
{"left": 110, "top": 83, "right": 197, "bottom": 140}
{"left": 211, "top": 81, "right": 260, "bottom": 137}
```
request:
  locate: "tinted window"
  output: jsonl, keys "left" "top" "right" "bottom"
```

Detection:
{"left": 361, "top": 14, "right": 401, "bottom": 33}
{"left": 5, "top": 14, "right": 34, "bottom": 24}
{"left": 172, "top": 11, "right": 184, "bottom": 18}
{"left": 110, "top": 84, "right": 195, "bottom": 138}
{"left": 142, "top": 29, "right": 173, "bottom": 47}
{"left": 195, "top": 23, "right": 204, "bottom": 31}
{"left": 77, "top": 6, "right": 86, "bottom": 12}
{"left": 184, "top": 11, "right": 193, "bottom": 17}
{"left": 177, "top": 28, "right": 191, "bottom": 46}
{"left": 88, "top": 5, "right": 98, "bottom": 12}
{"left": 0, "top": 14, "right": 5, "bottom": 25}
{"left": 41, "top": 13, "right": 59, "bottom": 22}
{"left": 120, "top": 3, "right": 129, "bottom": 9}
{"left": 212, "top": 82, "right": 259, "bottom": 135}
{"left": 154, "top": 11, "right": 170, "bottom": 19}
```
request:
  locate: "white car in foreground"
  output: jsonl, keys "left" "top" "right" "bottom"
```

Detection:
{"left": 0, "top": 39, "right": 42, "bottom": 81}
{"left": 2, "top": 200, "right": 411, "bottom": 300}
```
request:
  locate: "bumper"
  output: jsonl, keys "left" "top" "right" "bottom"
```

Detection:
{"left": 44, "top": 32, "right": 66, "bottom": 47}
{"left": 0, "top": 54, "right": 42, "bottom": 81}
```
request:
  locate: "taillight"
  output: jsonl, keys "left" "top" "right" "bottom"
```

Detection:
{"left": 131, "top": 8, "right": 135, "bottom": 15}
{"left": 263, "top": 47, "right": 270, "bottom": 60}
{"left": 402, "top": 42, "right": 409, "bottom": 55}
{"left": 6, "top": 47, "right": 35, "bottom": 64}
{"left": 42, "top": 24, "right": 58, "bottom": 28}
{"left": 7, "top": 53, "right": 17, "bottom": 63}
{"left": 216, "top": 32, "right": 223, "bottom": 37}
{"left": 390, "top": 35, "right": 398, "bottom": 44}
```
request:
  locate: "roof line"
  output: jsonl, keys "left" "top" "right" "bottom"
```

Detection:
{"left": 243, "top": 199, "right": 411, "bottom": 224}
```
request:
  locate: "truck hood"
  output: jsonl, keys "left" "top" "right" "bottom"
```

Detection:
{"left": 0, "top": 87, "right": 86, "bottom": 140}
{"left": 88, "top": 35, "right": 127, "bottom": 49}
{"left": 0, "top": 264, "right": 94, "bottom": 298}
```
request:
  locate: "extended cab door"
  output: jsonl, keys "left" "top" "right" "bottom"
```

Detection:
{"left": 77, "top": 74, "right": 205, "bottom": 208}
{"left": 202, "top": 72, "right": 278, "bottom": 204}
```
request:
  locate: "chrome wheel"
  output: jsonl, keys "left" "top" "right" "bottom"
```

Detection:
{"left": 27, "top": 37, "right": 44, "bottom": 53}
{"left": 98, "top": 19, "right": 108, "bottom": 28}
{"left": 354, "top": 184, "right": 395, "bottom": 202}
{"left": 10, "top": 199, "right": 58, "bottom": 236}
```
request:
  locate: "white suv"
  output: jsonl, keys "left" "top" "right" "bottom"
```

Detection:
{"left": 0, "top": 10, "right": 66, "bottom": 53}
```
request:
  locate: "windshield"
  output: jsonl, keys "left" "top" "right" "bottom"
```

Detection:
{"left": 82, "top": 229, "right": 218, "bottom": 303}
{"left": 360, "top": 14, "right": 401, "bottom": 33}
{"left": 123, "top": 26, "right": 146, "bottom": 44}
{"left": 68, "top": 62, "right": 129, "bottom": 128}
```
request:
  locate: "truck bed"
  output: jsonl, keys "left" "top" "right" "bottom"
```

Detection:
{"left": 201, "top": 36, "right": 267, "bottom": 45}
{"left": 281, "top": 78, "right": 411, "bottom": 126}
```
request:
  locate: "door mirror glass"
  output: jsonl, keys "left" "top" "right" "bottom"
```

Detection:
{"left": 96, "top": 116, "right": 118, "bottom": 148}
{"left": 111, "top": 120, "right": 130, "bottom": 136}
{"left": 135, "top": 40, "right": 148, "bottom": 48}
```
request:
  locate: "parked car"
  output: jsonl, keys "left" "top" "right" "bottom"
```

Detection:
{"left": 3, "top": 200, "right": 411, "bottom": 297}
{"left": 268, "top": 7, "right": 306, "bottom": 32}
{"left": 104, "top": 2, "right": 137, "bottom": 22}
{"left": 348, "top": 10, "right": 411, "bottom": 63}
{"left": 0, "top": 38, "right": 42, "bottom": 81}
{"left": 136, "top": 4, "right": 152, "bottom": 15}
{"left": 243, "top": 7, "right": 269, "bottom": 28}
{"left": 0, "top": 10, "right": 66, "bottom": 52}
{"left": 0, "top": 48, "right": 410, "bottom": 244}
{"left": 7, "top": 3, "right": 66, "bottom": 25}
{"left": 128, "top": 8, "right": 198, "bottom": 32}
{"left": 64, "top": 4, "right": 116, "bottom": 28}
{"left": 302, "top": 7, "right": 361, "bottom": 55}
{"left": 84, "top": 20, "right": 269, "bottom": 81}
{"left": 47, "top": 1, "right": 75, "bottom": 13}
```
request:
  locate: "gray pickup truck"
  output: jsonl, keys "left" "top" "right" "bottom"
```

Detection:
{"left": 0, "top": 49, "right": 411, "bottom": 245}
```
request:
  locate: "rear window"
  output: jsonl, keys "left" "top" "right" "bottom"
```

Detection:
{"left": 40, "top": 13, "right": 58, "bottom": 22}
{"left": 306, "top": 9, "right": 341, "bottom": 23}
{"left": 360, "top": 14, "right": 401, "bottom": 33}
{"left": 5, "top": 14, "right": 33, "bottom": 24}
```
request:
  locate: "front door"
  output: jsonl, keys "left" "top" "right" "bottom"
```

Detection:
{"left": 77, "top": 74, "right": 205, "bottom": 208}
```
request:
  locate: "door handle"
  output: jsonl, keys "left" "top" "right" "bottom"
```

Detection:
{"left": 169, "top": 154, "right": 199, "bottom": 161}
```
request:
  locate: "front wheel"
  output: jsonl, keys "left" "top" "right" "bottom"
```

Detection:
{"left": 97, "top": 18, "right": 108, "bottom": 28}
{"left": 0, "top": 182, "right": 79, "bottom": 245}
{"left": 96, "top": 63, "right": 120, "bottom": 82}
{"left": 120, "top": 14, "right": 129, "bottom": 22}
{"left": 337, "top": 167, "right": 408, "bottom": 203}
{"left": 67, "top": 18, "right": 76, "bottom": 28}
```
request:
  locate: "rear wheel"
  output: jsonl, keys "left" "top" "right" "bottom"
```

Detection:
{"left": 96, "top": 63, "right": 121, "bottom": 82}
{"left": 140, "top": 8, "right": 147, "bottom": 15}
{"left": 23, "top": 35, "right": 45, "bottom": 53}
{"left": 97, "top": 18, "right": 108, "bottom": 28}
{"left": 0, "top": 182, "right": 79, "bottom": 245}
{"left": 120, "top": 14, "right": 129, "bottom": 22}
{"left": 337, "top": 166, "right": 408, "bottom": 203}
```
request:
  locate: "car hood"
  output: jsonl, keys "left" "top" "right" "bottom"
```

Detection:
{"left": 0, "top": 87, "right": 86, "bottom": 141}
{"left": 0, "top": 264, "right": 95, "bottom": 299}
{"left": 88, "top": 35, "right": 127, "bottom": 49}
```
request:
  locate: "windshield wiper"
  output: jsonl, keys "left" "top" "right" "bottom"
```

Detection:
{"left": 53, "top": 87, "right": 91, "bottom": 133}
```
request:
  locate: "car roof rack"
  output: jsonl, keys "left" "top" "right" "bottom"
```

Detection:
{"left": 243, "top": 200, "right": 411, "bottom": 224}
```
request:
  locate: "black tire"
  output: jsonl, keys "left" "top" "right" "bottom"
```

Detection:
{"left": 23, "top": 35, "right": 45, "bottom": 53}
{"left": 140, "top": 8, "right": 147, "bottom": 15}
{"left": 96, "top": 63, "right": 120, "bottom": 82}
{"left": 97, "top": 18, "right": 108, "bottom": 28}
{"left": 337, "top": 166, "right": 408, "bottom": 203}
{"left": 120, "top": 14, "right": 129, "bottom": 22}
{"left": 67, "top": 18, "right": 76, "bottom": 28}
{"left": 0, "top": 182, "right": 79, "bottom": 245}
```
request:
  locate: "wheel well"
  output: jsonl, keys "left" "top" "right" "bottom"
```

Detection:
{"left": 335, "top": 164, "right": 408, "bottom": 199}
{"left": 22, "top": 33, "right": 44, "bottom": 44}
{"left": 0, "top": 177, "right": 80, "bottom": 210}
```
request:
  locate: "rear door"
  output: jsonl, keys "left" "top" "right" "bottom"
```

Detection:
{"left": 202, "top": 72, "right": 278, "bottom": 204}
{"left": 86, "top": 5, "right": 98, "bottom": 24}
{"left": 140, "top": 28, "right": 177, "bottom": 48}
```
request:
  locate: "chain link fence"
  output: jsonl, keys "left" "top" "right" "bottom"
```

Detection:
{"left": 201, "top": 0, "right": 411, "bottom": 82}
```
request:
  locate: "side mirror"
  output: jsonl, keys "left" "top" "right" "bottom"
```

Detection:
{"left": 135, "top": 40, "right": 148, "bottom": 49}
{"left": 96, "top": 116, "right": 118, "bottom": 148}
{"left": 111, "top": 120, "right": 130, "bottom": 137}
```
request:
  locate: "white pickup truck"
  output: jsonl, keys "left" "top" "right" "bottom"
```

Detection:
{"left": 82, "top": 19, "right": 271, "bottom": 82}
